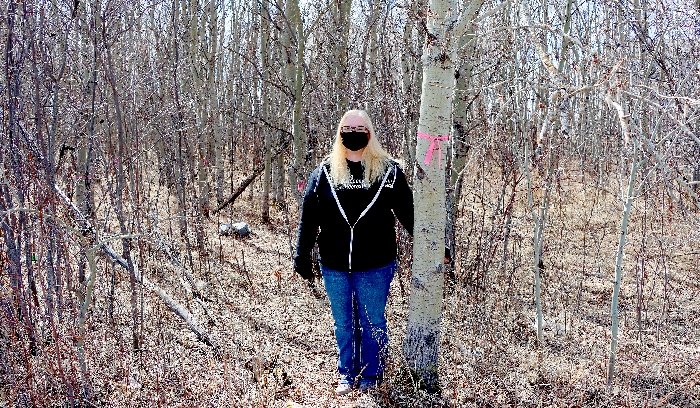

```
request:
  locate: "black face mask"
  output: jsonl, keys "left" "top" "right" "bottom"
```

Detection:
{"left": 341, "top": 131, "right": 369, "bottom": 151}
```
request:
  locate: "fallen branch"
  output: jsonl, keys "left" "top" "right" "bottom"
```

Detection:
{"left": 112, "top": 248, "right": 218, "bottom": 348}
{"left": 214, "top": 162, "right": 265, "bottom": 214}
{"left": 149, "top": 288, "right": 215, "bottom": 347}
{"left": 152, "top": 234, "right": 220, "bottom": 327}
{"left": 152, "top": 234, "right": 199, "bottom": 296}
{"left": 214, "top": 136, "right": 292, "bottom": 214}
{"left": 53, "top": 186, "right": 217, "bottom": 348}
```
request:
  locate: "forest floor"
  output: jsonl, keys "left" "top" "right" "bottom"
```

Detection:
{"left": 55, "top": 166, "right": 700, "bottom": 407}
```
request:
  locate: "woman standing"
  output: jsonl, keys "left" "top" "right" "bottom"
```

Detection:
{"left": 294, "top": 109, "right": 414, "bottom": 395}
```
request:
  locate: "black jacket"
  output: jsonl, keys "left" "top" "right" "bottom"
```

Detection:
{"left": 294, "top": 158, "right": 414, "bottom": 275}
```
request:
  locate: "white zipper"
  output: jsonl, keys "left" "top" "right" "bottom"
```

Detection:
{"left": 349, "top": 226, "right": 354, "bottom": 269}
{"left": 323, "top": 165, "right": 393, "bottom": 270}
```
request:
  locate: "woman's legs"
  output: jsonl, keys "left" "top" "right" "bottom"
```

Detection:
{"left": 352, "top": 260, "right": 396, "bottom": 385}
{"left": 321, "top": 260, "right": 397, "bottom": 388}
{"left": 321, "top": 267, "right": 360, "bottom": 382}
{"left": 351, "top": 295, "right": 362, "bottom": 377}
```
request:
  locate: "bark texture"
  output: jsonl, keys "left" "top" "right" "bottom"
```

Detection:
{"left": 403, "top": 0, "right": 473, "bottom": 392}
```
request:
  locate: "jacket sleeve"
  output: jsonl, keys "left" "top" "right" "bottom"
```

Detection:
{"left": 391, "top": 164, "right": 414, "bottom": 236}
{"left": 294, "top": 167, "right": 322, "bottom": 279}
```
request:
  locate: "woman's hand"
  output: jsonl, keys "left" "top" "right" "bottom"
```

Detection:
{"left": 293, "top": 257, "right": 315, "bottom": 286}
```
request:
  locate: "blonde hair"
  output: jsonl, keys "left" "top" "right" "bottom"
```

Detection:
{"left": 329, "top": 110, "right": 392, "bottom": 185}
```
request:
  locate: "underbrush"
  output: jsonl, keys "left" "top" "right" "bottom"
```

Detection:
{"left": 1, "top": 165, "right": 699, "bottom": 407}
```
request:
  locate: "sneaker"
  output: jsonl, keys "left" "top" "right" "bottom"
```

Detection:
{"left": 335, "top": 378, "right": 353, "bottom": 396}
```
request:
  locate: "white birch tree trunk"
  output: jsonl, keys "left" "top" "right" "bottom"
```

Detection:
{"left": 207, "top": 0, "right": 224, "bottom": 205}
{"left": 604, "top": 92, "right": 641, "bottom": 387}
{"left": 403, "top": 0, "right": 473, "bottom": 392}
{"left": 280, "top": 0, "right": 304, "bottom": 203}
{"left": 260, "top": 0, "right": 271, "bottom": 221}
{"left": 607, "top": 155, "right": 638, "bottom": 387}
{"left": 290, "top": 0, "right": 305, "bottom": 204}
{"left": 332, "top": 0, "right": 352, "bottom": 115}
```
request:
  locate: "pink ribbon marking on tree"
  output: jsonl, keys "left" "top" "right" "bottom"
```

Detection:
{"left": 417, "top": 131, "right": 449, "bottom": 168}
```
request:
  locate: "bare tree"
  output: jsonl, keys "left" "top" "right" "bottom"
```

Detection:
{"left": 403, "top": 0, "right": 483, "bottom": 392}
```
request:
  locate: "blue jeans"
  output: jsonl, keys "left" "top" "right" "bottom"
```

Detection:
{"left": 321, "top": 260, "right": 397, "bottom": 385}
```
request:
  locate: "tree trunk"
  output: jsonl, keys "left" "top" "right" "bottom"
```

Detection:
{"left": 332, "top": 0, "right": 352, "bottom": 115}
{"left": 104, "top": 38, "right": 140, "bottom": 352}
{"left": 447, "top": 1, "right": 482, "bottom": 269}
{"left": 4, "top": 0, "right": 37, "bottom": 360}
{"left": 208, "top": 0, "right": 225, "bottom": 205}
{"left": 360, "top": 0, "right": 381, "bottom": 104}
{"left": 604, "top": 92, "right": 640, "bottom": 387}
{"left": 261, "top": 0, "right": 271, "bottom": 222}
{"left": 75, "top": 0, "right": 99, "bottom": 221}
{"left": 608, "top": 155, "right": 639, "bottom": 387}
{"left": 403, "top": 0, "right": 468, "bottom": 392}
{"left": 282, "top": 0, "right": 305, "bottom": 204}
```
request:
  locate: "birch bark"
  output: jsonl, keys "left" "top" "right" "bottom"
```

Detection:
{"left": 607, "top": 155, "right": 638, "bottom": 387}
{"left": 604, "top": 92, "right": 642, "bottom": 387}
{"left": 208, "top": 0, "right": 225, "bottom": 204}
{"left": 403, "top": 0, "right": 475, "bottom": 391}
{"left": 290, "top": 0, "right": 305, "bottom": 204}
{"left": 447, "top": 0, "right": 483, "bottom": 269}
{"left": 332, "top": 0, "right": 351, "bottom": 114}
{"left": 261, "top": 0, "right": 272, "bottom": 221}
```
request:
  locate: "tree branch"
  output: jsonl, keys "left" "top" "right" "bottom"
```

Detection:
{"left": 53, "top": 185, "right": 218, "bottom": 348}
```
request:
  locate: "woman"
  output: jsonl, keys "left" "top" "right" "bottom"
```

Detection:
{"left": 294, "top": 109, "right": 414, "bottom": 395}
